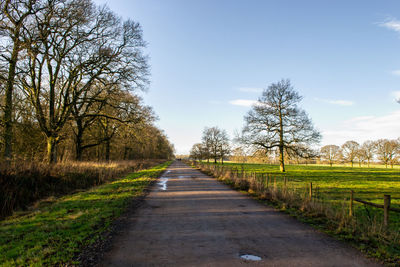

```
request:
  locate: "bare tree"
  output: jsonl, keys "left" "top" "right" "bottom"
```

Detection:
{"left": 17, "top": 0, "right": 148, "bottom": 162}
{"left": 374, "top": 139, "right": 398, "bottom": 168}
{"left": 341, "top": 141, "right": 359, "bottom": 167}
{"left": 320, "top": 145, "right": 341, "bottom": 167}
{"left": 201, "top": 126, "right": 230, "bottom": 164}
{"left": 190, "top": 143, "right": 206, "bottom": 161}
{"left": 358, "top": 140, "right": 375, "bottom": 167}
{"left": 0, "top": 0, "right": 45, "bottom": 160}
{"left": 239, "top": 79, "right": 320, "bottom": 172}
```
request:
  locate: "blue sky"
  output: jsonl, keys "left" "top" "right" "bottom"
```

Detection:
{"left": 95, "top": 0, "right": 400, "bottom": 154}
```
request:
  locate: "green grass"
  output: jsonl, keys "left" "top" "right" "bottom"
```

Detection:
{"left": 217, "top": 162, "right": 400, "bottom": 207}
{"left": 0, "top": 161, "right": 171, "bottom": 266}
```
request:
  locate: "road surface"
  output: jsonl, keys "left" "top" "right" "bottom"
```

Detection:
{"left": 100, "top": 161, "right": 380, "bottom": 266}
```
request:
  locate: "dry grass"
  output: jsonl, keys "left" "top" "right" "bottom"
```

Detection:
{"left": 0, "top": 159, "right": 165, "bottom": 219}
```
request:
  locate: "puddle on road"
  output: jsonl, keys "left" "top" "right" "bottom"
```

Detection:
{"left": 157, "top": 177, "right": 169, "bottom": 191}
{"left": 240, "top": 254, "right": 262, "bottom": 261}
{"left": 178, "top": 175, "right": 191, "bottom": 179}
{"left": 157, "top": 170, "right": 172, "bottom": 191}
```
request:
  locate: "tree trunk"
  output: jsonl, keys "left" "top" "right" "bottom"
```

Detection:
{"left": 105, "top": 140, "right": 110, "bottom": 161}
{"left": 214, "top": 157, "right": 217, "bottom": 164}
{"left": 74, "top": 120, "right": 84, "bottom": 161}
{"left": 279, "top": 145, "right": 285, "bottom": 172}
{"left": 278, "top": 107, "right": 285, "bottom": 172}
{"left": 3, "top": 34, "right": 20, "bottom": 160}
{"left": 47, "top": 135, "right": 58, "bottom": 163}
{"left": 221, "top": 157, "right": 224, "bottom": 164}
{"left": 123, "top": 146, "right": 128, "bottom": 160}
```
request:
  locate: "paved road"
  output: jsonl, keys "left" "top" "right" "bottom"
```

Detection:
{"left": 100, "top": 161, "right": 380, "bottom": 266}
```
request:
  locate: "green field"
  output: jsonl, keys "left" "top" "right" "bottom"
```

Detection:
{"left": 0, "top": 161, "right": 171, "bottom": 266}
{"left": 215, "top": 162, "right": 400, "bottom": 208}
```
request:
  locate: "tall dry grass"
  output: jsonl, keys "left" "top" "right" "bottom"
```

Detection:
{"left": 0, "top": 159, "right": 165, "bottom": 219}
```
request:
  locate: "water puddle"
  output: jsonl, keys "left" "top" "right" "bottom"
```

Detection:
{"left": 157, "top": 177, "right": 168, "bottom": 191}
{"left": 240, "top": 254, "right": 262, "bottom": 261}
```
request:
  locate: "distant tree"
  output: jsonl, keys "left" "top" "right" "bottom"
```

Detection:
{"left": 341, "top": 141, "right": 359, "bottom": 167}
{"left": 374, "top": 139, "right": 398, "bottom": 168}
{"left": 201, "top": 126, "right": 230, "bottom": 164}
{"left": 320, "top": 145, "right": 341, "bottom": 167}
{"left": 358, "top": 140, "right": 375, "bottom": 167}
{"left": 190, "top": 143, "right": 206, "bottom": 161}
{"left": 231, "top": 146, "right": 248, "bottom": 163}
{"left": 239, "top": 79, "right": 320, "bottom": 172}
{"left": 218, "top": 138, "right": 231, "bottom": 164}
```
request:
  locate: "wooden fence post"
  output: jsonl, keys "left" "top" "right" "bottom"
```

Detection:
{"left": 384, "top": 195, "right": 391, "bottom": 227}
{"left": 349, "top": 190, "right": 354, "bottom": 217}
{"left": 266, "top": 174, "right": 269, "bottom": 189}
{"left": 309, "top": 182, "right": 313, "bottom": 201}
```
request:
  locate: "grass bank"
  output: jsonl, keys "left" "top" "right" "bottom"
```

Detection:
{"left": 0, "top": 161, "right": 171, "bottom": 266}
{"left": 192, "top": 161, "right": 400, "bottom": 266}
{"left": 0, "top": 160, "right": 165, "bottom": 219}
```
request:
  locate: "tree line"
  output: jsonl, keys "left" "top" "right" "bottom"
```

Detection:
{"left": 0, "top": 0, "right": 174, "bottom": 163}
{"left": 321, "top": 139, "right": 400, "bottom": 168}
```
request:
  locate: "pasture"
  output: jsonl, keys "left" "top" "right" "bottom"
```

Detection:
{"left": 215, "top": 162, "right": 400, "bottom": 209}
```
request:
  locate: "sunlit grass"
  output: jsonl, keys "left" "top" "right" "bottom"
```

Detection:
{"left": 0, "top": 161, "right": 171, "bottom": 266}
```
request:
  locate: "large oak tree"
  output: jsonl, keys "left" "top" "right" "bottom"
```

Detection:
{"left": 239, "top": 79, "right": 320, "bottom": 172}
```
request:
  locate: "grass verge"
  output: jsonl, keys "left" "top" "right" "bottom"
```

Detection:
{"left": 0, "top": 161, "right": 171, "bottom": 266}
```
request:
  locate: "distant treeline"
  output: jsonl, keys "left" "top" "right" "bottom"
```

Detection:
{"left": 0, "top": 0, "right": 174, "bottom": 162}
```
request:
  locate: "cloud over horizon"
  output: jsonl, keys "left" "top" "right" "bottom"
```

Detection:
{"left": 314, "top": 98, "right": 354, "bottom": 106}
{"left": 380, "top": 18, "right": 400, "bottom": 33}
{"left": 229, "top": 99, "right": 258, "bottom": 107}
{"left": 392, "top": 91, "right": 400, "bottom": 101}
{"left": 322, "top": 109, "right": 400, "bottom": 146}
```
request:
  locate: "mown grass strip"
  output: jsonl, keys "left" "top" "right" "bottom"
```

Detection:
{"left": 0, "top": 161, "right": 171, "bottom": 266}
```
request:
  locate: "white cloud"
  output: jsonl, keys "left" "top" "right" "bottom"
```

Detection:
{"left": 328, "top": 100, "right": 354, "bottom": 106}
{"left": 391, "top": 70, "right": 400, "bottom": 76}
{"left": 392, "top": 91, "right": 400, "bottom": 101}
{"left": 380, "top": 18, "right": 400, "bottom": 33}
{"left": 322, "top": 110, "right": 400, "bottom": 146}
{"left": 229, "top": 99, "right": 258, "bottom": 107}
{"left": 314, "top": 97, "right": 354, "bottom": 106}
{"left": 238, "top": 87, "right": 263, "bottom": 93}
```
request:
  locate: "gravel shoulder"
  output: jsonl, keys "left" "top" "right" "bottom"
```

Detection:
{"left": 99, "top": 161, "right": 381, "bottom": 267}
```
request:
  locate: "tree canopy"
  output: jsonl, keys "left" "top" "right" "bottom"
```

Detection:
{"left": 239, "top": 79, "right": 320, "bottom": 172}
